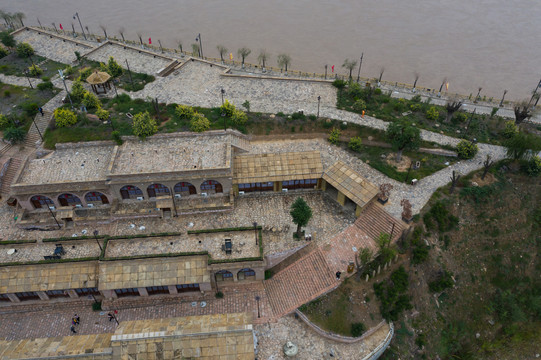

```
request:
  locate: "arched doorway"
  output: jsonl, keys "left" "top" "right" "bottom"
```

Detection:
{"left": 237, "top": 268, "right": 256, "bottom": 281}
{"left": 147, "top": 183, "right": 170, "bottom": 198}
{"left": 30, "top": 195, "right": 54, "bottom": 209}
{"left": 84, "top": 191, "right": 109, "bottom": 205}
{"left": 173, "top": 182, "right": 197, "bottom": 196}
{"left": 120, "top": 185, "right": 143, "bottom": 200}
{"left": 58, "top": 193, "right": 82, "bottom": 207}
{"left": 201, "top": 180, "right": 223, "bottom": 194}
{"left": 215, "top": 270, "right": 233, "bottom": 282}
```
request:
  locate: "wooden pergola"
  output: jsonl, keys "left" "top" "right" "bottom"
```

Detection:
{"left": 86, "top": 71, "right": 111, "bottom": 95}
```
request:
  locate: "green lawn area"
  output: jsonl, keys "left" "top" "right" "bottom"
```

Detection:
{"left": 0, "top": 52, "right": 67, "bottom": 79}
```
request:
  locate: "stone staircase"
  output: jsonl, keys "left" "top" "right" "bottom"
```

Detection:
{"left": 24, "top": 110, "right": 53, "bottom": 148}
{"left": 355, "top": 202, "right": 406, "bottom": 243}
{"left": 0, "top": 143, "right": 12, "bottom": 157}
{"left": 0, "top": 157, "right": 22, "bottom": 196}
{"left": 157, "top": 59, "right": 180, "bottom": 77}
{"left": 263, "top": 247, "right": 337, "bottom": 319}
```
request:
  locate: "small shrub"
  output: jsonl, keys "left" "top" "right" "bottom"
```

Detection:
{"left": 411, "top": 95, "right": 422, "bottom": 103}
{"left": 410, "top": 103, "right": 421, "bottom": 112}
{"left": 91, "top": 301, "right": 102, "bottom": 311}
{"left": 525, "top": 156, "right": 541, "bottom": 177}
{"left": 423, "top": 201, "right": 458, "bottom": 233}
{"left": 21, "top": 102, "right": 39, "bottom": 116}
{"left": 332, "top": 79, "right": 347, "bottom": 89}
{"left": 220, "top": 99, "right": 236, "bottom": 118}
{"left": 70, "top": 80, "right": 87, "bottom": 103}
{"left": 3, "top": 90, "right": 10, "bottom": 97}
{"left": 426, "top": 106, "right": 440, "bottom": 121}
{"left": 0, "top": 114, "right": 9, "bottom": 129}
{"left": 231, "top": 109, "right": 248, "bottom": 126}
{"left": 54, "top": 108, "right": 78, "bottom": 128}
{"left": 374, "top": 88, "right": 382, "bottom": 95}
{"left": 28, "top": 64, "right": 43, "bottom": 77}
{"left": 0, "top": 31, "right": 15, "bottom": 48}
{"left": 115, "top": 93, "right": 131, "bottom": 103}
{"left": 308, "top": 114, "right": 317, "bottom": 121}
{"left": 242, "top": 100, "right": 250, "bottom": 112}
{"left": 63, "top": 65, "right": 74, "bottom": 77}
{"left": 456, "top": 140, "right": 478, "bottom": 159}
{"left": 175, "top": 104, "right": 195, "bottom": 120}
{"left": 265, "top": 270, "right": 274, "bottom": 280}
{"left": 82, "top": 92, "right": 101, "bottom": 110}
{"left": 189, "top": 112, "right": 210, "bottom": 132}
{"left": 502, "top": 120, "right": 518, "bottom": 138}
{"left": 0, "top": 47, "right": 8, "bottom": 59}
{"left": 3, "top": 127, "right": 25, "bottom": 143}
{"left": 111, "top": 130, "right": 123, "bottom": 145}
{"left": 276, "top": 112, "right": 285, "bottom": 117}
{"left": 132, "top": 111, "right": 158, "bottom": 139}
{"left": 351, "top": 322, "right": 366, "bottom": 337}
{"left": 78, "top": 67, "right": 93, "bottom": 82}
{"left": 37, "top": 81, "right": 53, "bottom": 91}
{"left": 107, "top": 56, "right": 123, "bottom": 78}
{"left": 215, "top": 291, "right": 224, "bottom": 299}
{"left": 74, "top": 51, "right": 82, "bottom": 62}
{"left": 16, "top": 42, "right": 34, "bottom": 58}
{"left": 348, "top": 136, "right": 363, "bottom": 152}
{"left": 96, "top": 107, "right": 110, "bottom": 121}
{"left": 328, "top": 127, "right": 341, "bottom": 145}
{"left": 291, "top": 112, "right": 305, "bottom": 120}
{"left": 428, "top": 271, "right": 454, "bottom": 293}
{"left": 353, "top": 99, "right": 366, "bottom": 111}
{"left": 453, "top": 112, "right": 468, "bottom": 123}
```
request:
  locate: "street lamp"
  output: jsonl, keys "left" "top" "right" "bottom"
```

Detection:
{"left": 221, "top": 112, "right": 226, "bottom": 131}
{"left": 255, "top": 296, "right": 261, "bottom": 318}
{"left": 317, "top": 96, "right": 321, "bottom": 118}
{"left": 58, "top": 69, "right": 74, "bottom": 109}
{"left": 73, "top": 12, "right": 87, "bottom": 40}
{"left": 324, "top": 64, "right": 328, "bottom": 80}
{"left": 357, "top": 53, "right": 363, "bottom": 83}
{"left": 93, "top": 230, "right": 103, "bottom": 252}
{"left": 23, "top": 69, "right": 33, "bottom": 89}
{"left": 195, "top": 33, "right": 203, "bottom": 58}
{"left": 220, "top": 88, "right": 225, "bottom": 106}
{"left": 31, "top": 115, "right": 43, "bottom": 142}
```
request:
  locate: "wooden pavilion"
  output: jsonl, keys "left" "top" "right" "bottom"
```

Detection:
{"left": 86, "top": 71, "right": 111, "bottom": 94}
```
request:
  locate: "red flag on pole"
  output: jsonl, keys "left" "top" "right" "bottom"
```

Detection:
{"left": 331, "top": 65, "right": 334, "bottom": 73}
{"left": 59, "top": 23, "right": 63, "bottom": 30}
{"left": 148, "top": 37, "right": 152, "bottom": 44}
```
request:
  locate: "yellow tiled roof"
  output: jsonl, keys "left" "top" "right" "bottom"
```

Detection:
{"left": 0, "top": 262, "right": 98, "bottom": 293}
{"left": 98, "top": 256, "right": 209, "bottom": 291}
{"left": 233, "top": 151, "right": 323, "bottom": 183}
{"left": 112, "top": 313, "right": 254, "bottom": 359}
{"left": 322, "top": 161, "right": 378, "bottom": 208}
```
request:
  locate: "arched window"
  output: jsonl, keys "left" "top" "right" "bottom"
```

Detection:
{"left": 30, "top": 195, "right": 54, "bottom": 209}
{"left": 201, "top": 180, "right": 223, "bottom": 194}
{"left": 58, "top": 193, "right": 82, "bottom": 207}
{"left": 215, "top": 270, "right": 233, "bottom": 282}
{"left": 84, "top": 191, "right": 109, "bottom": 205}
{"left": 237, "top": 268, "right": 256, "bottom": 281}
{"left": 147, "top": 183, "right": 170, "bottom": 198}
{"left": 174, "top": 182, "right": 197, "bottom": 195}
{"left": 120, "top": 185, "right": 143, "bottom": 200}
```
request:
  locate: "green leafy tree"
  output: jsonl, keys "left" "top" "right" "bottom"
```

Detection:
{"left": 28, "top": 65, "right": 43, "bottom": 76}
{"left": 237, "top": 47, "right": 251, "bottom": 68}
{"left": 82, "top": 92, "right": 101, "bottom": 110}
{"left": 348, "top": 136, "right": 363, "bottom": 152}
{"left": 277, "top": 53, "right": 291, "bottom": 74}
{"left": 217, "top": 45, "right": 228, "bottom": 63}
{"left": 502, "top": 120, "right": 519, "bottom": 139}
{"left": 132, "top": 111, "right": 157, "bottom": 139}
{"left": 426, "top": 106, "right": 440, "bottom": 121}
{"left": 0, "top": 31, "right": 15, "bottom": 47}
{"left": 175, "top": 104, "right": 195, "bottom": 120}
{"left": 96, "top": 107, "right": 110, "bottom": 121}
{"left": 107, "top": 56, "right": 123, "bottom": 78}
{"left": 385, "top": 120, "right": 421, "bottom": 161}
{"left": 377, "top": 233, "right": 397, "bottom": 264}
{"left": 220, "top": 99, "right": 236, "bottom": 117}
{"left": 342, "top": 58, "right": 357, "bottom": 80}
{"left": 70, "top": 80, "right": 87, "bottom": 102}
{"left": 353, "top": 99, "right": 366, "bottom": 112}
{"left": 351, "top": 322, "right": 366, "bottom": 337}
{"left": 0, "top": 47, "right": 8, "bottom": 59}
{"left": 257, "top": 50, "right": 269, "bottom": 71}
{"left": 456, "top": 140, "right": 478, "bottom": 159}
{"left": 54, "top": 108, "right": 77, "bottom": 128}
{"left": 242, "top": 100, "right": 250, "bottom": 113}
{"left": 328, "top": 127, "right": 341, "bottom": 145}
{"left": 0, "top": 114, "right": 9, "bottom": 129}
{"left": 231, "top": 109, "right": 248, "bottom": 126}
{"left": 290, "top": 197, "right": 312, "bottom": 239}
{"left": 505, "top": 131, "right": 541, "bottom": 160}
{"left": 3, "top": 127, "right": 25, "bottom": 143}
{"left": 78, "top": 67, "right": 93, "bottom": 82}
{"left": 189, "top": 112, "right": 210, "bottom": 132}
{"left": 16, "top": 42, "right": 34, "bottom": 58}
{"left": 526, "top": 156, "right": 541, "bottom": 177}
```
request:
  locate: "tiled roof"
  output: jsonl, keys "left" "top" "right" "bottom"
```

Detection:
{"left": 233, "top": 151, "right": 323, "bottom": 183}
{"left": 98, "top": 256, "right": 209, "bottom": 290}
{"left": 322, "top": 161, "right": 378, "bottom": 208}
{"left": 0, "top": 262, "right": 98, "bottom": 293}
{"left": 355, "top": 201, "right": 406, "bottom": 243}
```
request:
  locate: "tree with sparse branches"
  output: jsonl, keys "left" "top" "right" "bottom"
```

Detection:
{"left": 118, "top": 27, "right": 125, "bottom": 42}
{"left": 290, "top": 197, "right": 312, "bottom": 239}
{"left": 176, "top": 39, "right": 183, "bottom": 53}
{"left": 513, "top": 101, "right": 534, "bottom": 124}
{"left": 449, "top": 171, "right": 461, "bottom": 194}
{"left": 342, "top": 59, "right": 357, "bottom": 80}
{"left": 355, "top": 247, "right": 374, "bottom": 281}
{"left": 413, "top": 72, "right": 420, "bottom": 90}
{"left": 386, "top": 120, "right": 421, "bottom": 161}
{"left": 192, "top": 43, "right": 200, "bottom": 57}
{"left": 377, "top": 233, "right": 396, "bottom": 264}
{"left": 238, "top": 47, "right": 251, "bottom": 68}
{"left": 258, "top": 50, "right": 269, "bottom": 72}
{"left": 0, "top": 31, "right": 15, "bottom": 48}
{"left": 14, "top": 12, "right": 25, "bottom": 27}
{"left": 482, "top": 155, "right": 494, "bottom": 180}
{"left": 445, "top": 99, "right": 463, "bottom": 122}
{"left": 217, "top": 45, "right": 228, "bottom": 64}
{"left": 99, "top": 24, "right": 108, "bottom": 39}
{"left": 277, "top": 54, "right": 291, "bottom": 74}
{"left": 505, "top": 131, "right": 541, "bottom": 161}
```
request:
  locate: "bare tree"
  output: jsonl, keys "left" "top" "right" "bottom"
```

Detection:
{"left": 449, "top": 171, "right": 461, "bottom": 194}
{"left": 342, "top": 59, "right": 357, "bottom": 81}
{"left": 438, "top": 77, "right": 448, "bottom": 96}
{"left": 514, "top": 101, "right": 534, "bottom": 125}
{"left": 14, "top": 12, "right": 25, "bottom": 27}
{"left": 257, "top": 50, "right": 269, "bottom": 72}
{"left": 401, "top": 199, "right": 412, "bottom": 221}
{"left": 445, "top": 98, "right": 463, "bottom": 122}
{"left": 118, "top": 27, "right": 126, "bottom": 42}
{"left": 217, "top": 45, "right": 228, "bottom": 64}
{"left": 0, "top": 11, "right": 15, "bottom": 29}
{"left": 474, "top": 87, "right": 482, "bottom": 103}
{"left": 99, "top": 24, "right": 108, "bottom": 39}
{"left": 413, "top": 72, "right": 420, "bottom": 91}
{"left": 191, "top": 43, "right": 200, "bottom": 57}
{"left": 237, "top": 47, "right": 251, "bottom": 68}
{"left": 136, "top": 32, "right": 143, "bottom": 46}
{"left": 481, "top": 155, "right": 494, "bottom": 180}
{"left": 378, "top": 183, "right": 393, "bottom": 203}
{"left": 277, "top": 54, "right": 291, "bottom": 74}
{"left": 378, "top": 67, "right": 385, "bottom": 83}
{"left": 175, "top": 39, "right": 183, "bottom": 53}
{"left": 85, "top": 26, "right": 91, "bottom": 39}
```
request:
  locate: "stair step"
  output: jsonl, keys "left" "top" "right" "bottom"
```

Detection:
{"left": 0, "top": 158, "right": 22, "bottom": 195}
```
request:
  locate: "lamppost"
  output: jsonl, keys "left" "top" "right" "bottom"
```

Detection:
{"left": 356, "top": 53, "right": 363, "bottom": 83}
{"left": 324, "top": 64, "right": 328, "bottom": 80}
{"left": 317, "top": 96, "right": 321, "bottom": 118}
{"left": 73, "top": 12, "right": 87, "bottom": 40}
{"left": 221, "top": 112, "right": 226, "bottom": 131}
{"left": 253, "top": 222, "right": 258, "bottom": 245}
{"left": 58, "top": 69, "right": 73, "bottom": 109}
{"left": 23, "top": 69, "right": 33, "bottom": 89}
{"left": 31, "top": 115, "right": 43, "bottom": 142}
{"left": 93, "top": 230, "right": 103, "bottom": 252}
{"left": 220, "top": 88, "right": 225, "bottom": 105}
{"left": 47, "top": 203, "right": 61, "bottom": 229}
{"left": 255, "top": 295, "right": 261, "bottom": 318}
{"left": 195, "top": 33, "right": 203, "bottom": 58}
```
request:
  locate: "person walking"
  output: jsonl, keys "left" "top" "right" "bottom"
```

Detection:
{"left": 74, "top": 314, "right": 80, "bottom": 325}
{"left": 70, "top": 325, "right": 77, "bottom": 334}
{"left": 108, "top": 312, "right": 114, "bottom": 322}
{"left": 38, "top": 107, "right": 44, "bottom": 116}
